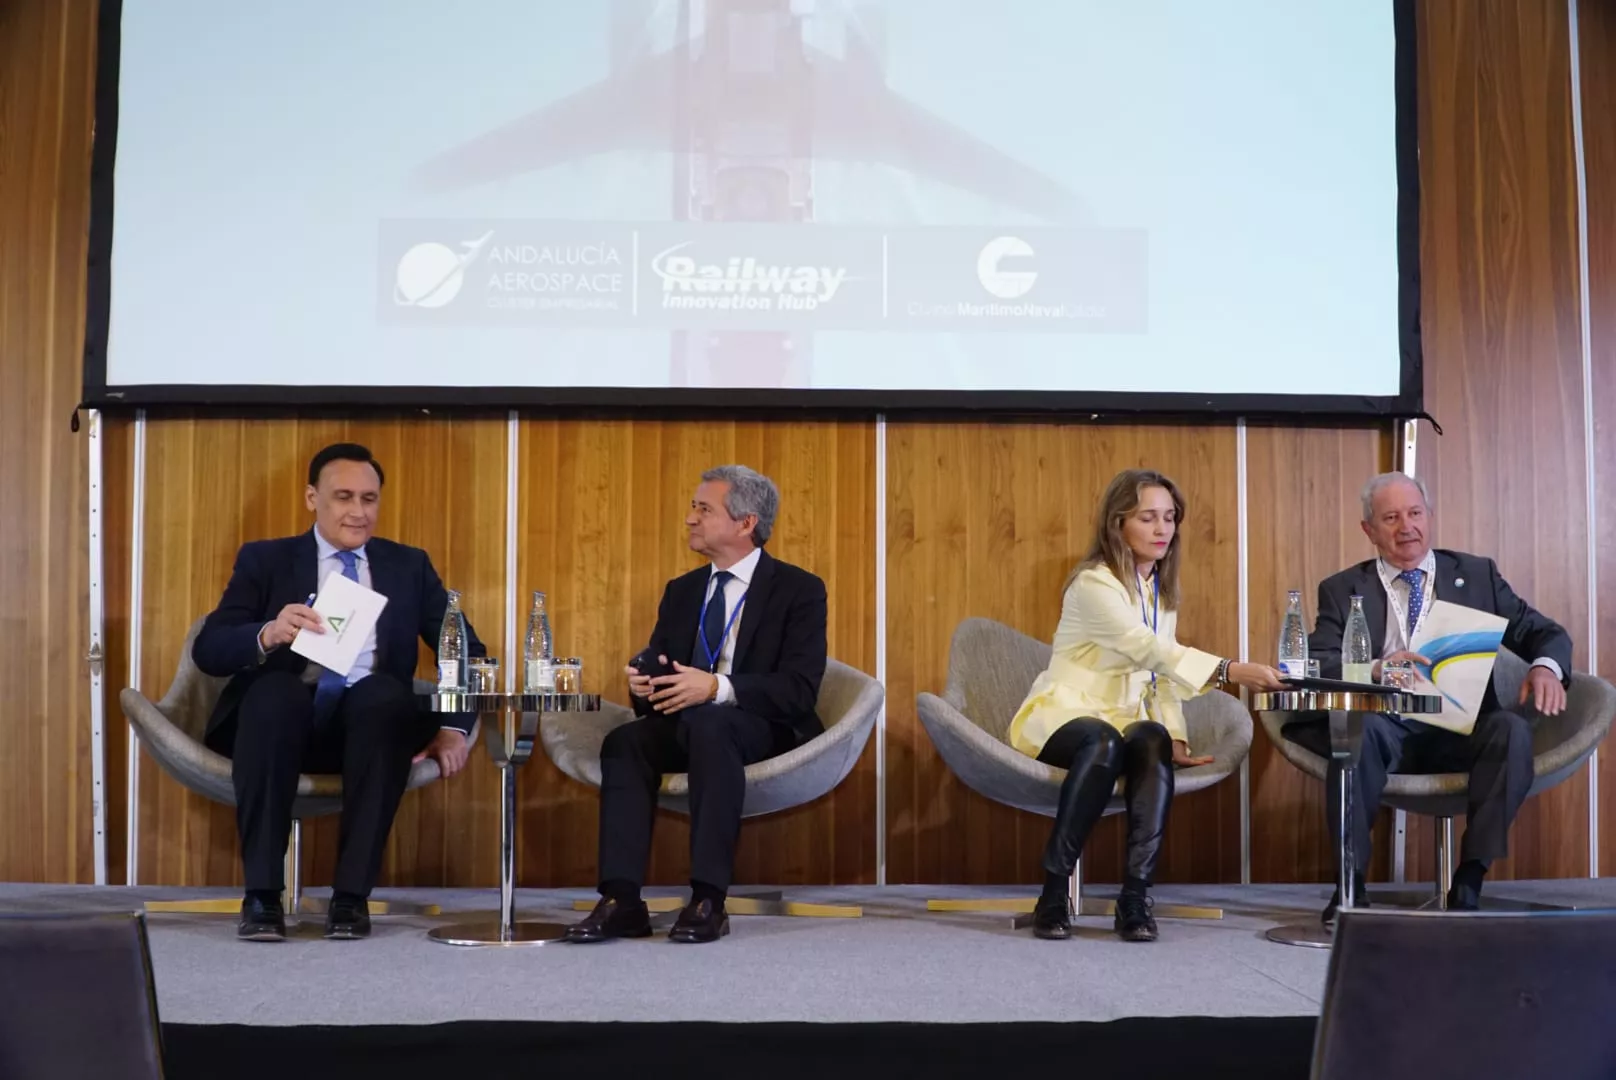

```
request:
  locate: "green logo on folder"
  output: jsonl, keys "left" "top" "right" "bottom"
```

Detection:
{"left": 327, "top": 616, "right": 347, "bottom": 635}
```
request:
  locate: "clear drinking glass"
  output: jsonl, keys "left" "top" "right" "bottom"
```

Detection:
{"left": 553, "top": 657, "right": 583, "bottom": 695}
{"left": 467, "top": 657, "right": 500, "bottom": 694}
{"left": 1380, "top": 659, "right": 1416, "bottom": 691}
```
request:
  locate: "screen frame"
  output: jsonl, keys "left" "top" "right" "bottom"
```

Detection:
{"left": 79, "top": 0, "right": 1423, "bottom": 422}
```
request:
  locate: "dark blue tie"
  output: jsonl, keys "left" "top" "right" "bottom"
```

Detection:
{"left": 312, "top": 550, "right": 360, "bottom": 720}
{"left": 1398, "top": 568, "right": 1425, "bottom": 636}
{"left": 696, "top": 570, "right": 733, "bottom": 672}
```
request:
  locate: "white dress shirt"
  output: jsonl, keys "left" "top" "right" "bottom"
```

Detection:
{"left": 702, "top": 546, "right": 761, "bottom": 706}
{"left": 260, "top": 528, "right": 379, "bottom": 686}
{"left": 1376, "top": 550, "right": 1437, "bottom": 655}
{"left": 312, "top": 528, "right": 377, "bottom": 687}
{"left": 1376, "top": 550, "right": 1562, "bottom": 681}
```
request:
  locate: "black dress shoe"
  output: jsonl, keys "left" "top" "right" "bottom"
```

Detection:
{"left": 1446, "top": 880, "right": 1482, "bottom": 912}
{"left": 1114, "top": 891, "right": 1158, "bottom": 942}
{"left": 324, "top": 896, "right": 371, "bottom": 940}
{"left": 1322, "top": 873, "right": 1370, "bottom": 927}
{"left": 565, "top": 896, "right": 653, "bottom": 943}
{"left": 1031, "top": 895, "right": 1072, "bottom": 940}
{"left": 238, "top": 895, "right": 286, "bottom": 942}
{"left": 669, "top": 897, "right": 729, "bottom": 944}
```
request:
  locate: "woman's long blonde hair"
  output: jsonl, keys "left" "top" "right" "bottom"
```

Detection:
{"left": 1068, "top": 469, "right": 1186, "bottom": 609}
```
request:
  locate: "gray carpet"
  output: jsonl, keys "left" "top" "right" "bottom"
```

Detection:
{"left": 4, "top": 881, "right": 1614, "bottom": 1026}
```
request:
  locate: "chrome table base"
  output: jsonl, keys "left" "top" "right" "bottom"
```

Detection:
{"left": 427, "top": 919, "right": 570, "bottom": 947}
{"left": 421, "top": 690, "right": 600, "bottom": 948}
{"left": 1252, "top": 691, "right": 1441, "bottom": 950}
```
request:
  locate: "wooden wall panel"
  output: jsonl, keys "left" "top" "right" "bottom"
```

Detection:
{"left": 1245, "top": 427, "right": 1392, "bottom": 883}
{"left": 133, "top": 417, "right": 509, "bottom": 888}
{"left": 8, "top": 0, "right": 1611, "bottom": 890}
{"left": 1585, "top": 0, "right": 1616, "bottom": 877}
{"left": 0, "top": 0, "right": 97, "bottom": 883}
{"left": 514, "top": 419, "right": 877, "bottom": 887}
{"left": 884, "top": 422, "right": 1241, "bottom": 885}
{"left": 1414, "top": 0, "right": 1591, "bottom": 881}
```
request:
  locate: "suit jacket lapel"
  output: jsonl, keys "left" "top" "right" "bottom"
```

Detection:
{"left": 667, "top": 569, "right": 705, "bottom": 667}
{"left": 293, "top": 531, "right": 320, "bottom": 607}
{"left": 732, "top": 550, "right": 775, "bottom": 671}
{"left": 366, "top": 540, "right": 398, "bottom": 669}
{"left": 284, "top": 532, "right": 320, "bottom": 674}
{"left": 1358, "top": 561, "right": 1389, "bottom": 658}
{"left": 1432, "top": 550, "right": 1463, "bottom": 607}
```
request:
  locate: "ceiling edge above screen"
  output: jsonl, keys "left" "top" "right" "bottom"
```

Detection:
{"left": 78, "top": 0, "right": 1422, "bottom": 423}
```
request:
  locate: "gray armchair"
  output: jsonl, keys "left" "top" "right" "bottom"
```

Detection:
{"left": 540, "top": 658, "right": 883, "bottom": 917}
{"left": 119, "top": 617, "right": 469, "bottom": 915}
{"left": 1263, "top": 650, "right": 1616, "bottom": 909}
{"left": 918, "top": 617, "right": 1253, "bottom": 922}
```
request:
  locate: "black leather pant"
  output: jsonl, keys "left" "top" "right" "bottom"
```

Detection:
{"left": 1036, "top": 718, "right": 1175, "bottom": 885}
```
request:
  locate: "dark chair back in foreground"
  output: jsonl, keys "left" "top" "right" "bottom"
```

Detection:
{"left": 1315, "top": 909, "right": 1616, "bottom": 1080}
{"left": 0, "top": 911, "right": 164, "bottom": 1080}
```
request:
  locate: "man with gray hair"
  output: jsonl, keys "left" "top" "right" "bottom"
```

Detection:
{"left": 566, "top": 465, "right": 828, "bottom": 944}
{"left": 1285, "top": 471, "right": 1571, "bottom": 920}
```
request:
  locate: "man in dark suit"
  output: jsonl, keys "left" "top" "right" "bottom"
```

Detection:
{"left": 566, "top": 465, "right": 827, "bottom": 945}
{"left": 1287, "top": 472, "right": 1570, "bottom": 918}
{"left": 193, "top": 443, "right": 483, "bottom": 942}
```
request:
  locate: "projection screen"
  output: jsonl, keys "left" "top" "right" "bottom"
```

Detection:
{"left": 82, "top": 0, "right": 1421, "bottom": 416}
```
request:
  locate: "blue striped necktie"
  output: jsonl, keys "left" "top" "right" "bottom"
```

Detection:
{"left": 696, "top": 570, "right": 733, "bottom": 672}
{"left": 1397, "top": 568, "right": 1425, "bottom": 635}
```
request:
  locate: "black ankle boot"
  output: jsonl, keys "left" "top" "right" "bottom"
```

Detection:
{"left": 1114, "top": 890, "right": 1157, "bottom": 942}
{"left": 1032, "top": 891, "right": 1072, "bottom": 940}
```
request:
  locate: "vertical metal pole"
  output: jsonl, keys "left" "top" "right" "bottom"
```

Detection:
{"left": 874, "top": 414, "right": 888, "bottom": 886}
{"left": 1435, "top": 817, "right": 1455, "bottom": 911}
{"left": 1391, "top": 419, "right": 1418, "bottom": 884}
{"left": 1569, "top": 0, "right": 1599, "bottom": 878}
{"left": 1339, "top": 755, "right": 1356, "bottom": 910}
{"left": 88, "top": 410, "right": 108, "bottom": 884}
{"left": 499, "top": 758, "right": 517, "bottom": 940}
{"left": 126, "top": 410, "right": 148, "bottom": 885}
{"left": 1236, "top": 418, "right": 1251, "bottom": 884}
{"left": 505, "top": 411, "right": 519, "bottom": 693}
{"left": 1393, "top": 812, "right": 1407, "bottom": 885}
{"left": 1067, "top": 857, "right": 1083, "bottom": 911}
{"left": 289, "top": 819, "right": 303, "bottom": 914}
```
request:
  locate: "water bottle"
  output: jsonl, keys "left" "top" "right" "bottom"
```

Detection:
{"left": 1277, "top": 590, "right": 1309, "bottom": 679}
{"left": 1343, "top": 594, "right": 1374, "bottom": 684}
{"left": 437, "top": 590, "right": 467, "bottom": 691}
{"left": 524, "top": 590, "right": 556, "bottom": 692}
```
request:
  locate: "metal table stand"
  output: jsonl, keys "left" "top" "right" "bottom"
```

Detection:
{"left": 1253, "top": 688, "right": 1442, "bottom": 949}
{"left": 419, "top": 691, "right": 600, "bottom": 947}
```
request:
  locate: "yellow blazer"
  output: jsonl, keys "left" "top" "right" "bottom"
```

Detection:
{"left": 1008, "top": 565, "right": 1222, "bottom": 758}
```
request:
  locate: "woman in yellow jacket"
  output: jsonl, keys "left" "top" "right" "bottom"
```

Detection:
{"left": 1011, "top": 469, "right": 1284, "bottom": 942}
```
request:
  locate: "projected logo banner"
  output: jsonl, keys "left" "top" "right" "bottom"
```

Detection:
{"left": 888, "top": 228, "right": 1147, "bottom": 333}
{"left": 638, "top": 226, "right": 883, "bottom": 328}
{"left": 382, "top": 222, "right": 636, "bottom": 326}
{"left": 379, "top": 222, "right": 1145, "bottom": 334}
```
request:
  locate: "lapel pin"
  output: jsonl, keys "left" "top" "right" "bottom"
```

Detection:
{"left": 1454, "top": 578, "right": 1464, "bottom": 587}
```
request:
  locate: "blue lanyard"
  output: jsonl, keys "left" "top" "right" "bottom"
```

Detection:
{"left": 697, "top": 579, "right": 749, "bottom": 670}
{"left": 1138, "top": 572, "right": 1159, "bottom": 692}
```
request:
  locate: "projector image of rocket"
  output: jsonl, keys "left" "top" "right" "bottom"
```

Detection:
{"left": 411, "top": 0, "right": 1083, "bottom": 388}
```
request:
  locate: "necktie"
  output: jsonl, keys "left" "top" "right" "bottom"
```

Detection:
{"left": 312, "top": 550, "right": 360, "bottom": 721}
{"left": 697, "top": 570, "right": 733, "bottom": 673}
{"left": 1397, "top": 568, "right": 1425, "bottom": 636}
